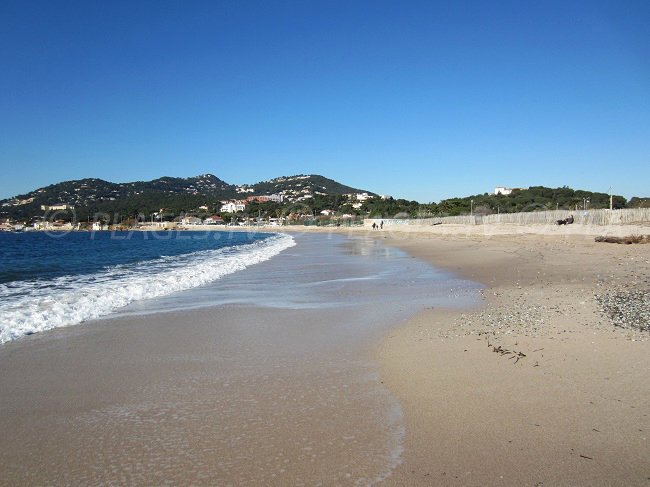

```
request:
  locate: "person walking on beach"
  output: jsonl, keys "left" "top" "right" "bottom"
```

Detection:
{"left": 380, "top": 221, "right": 384, "bottom": 229}
{"left": 372, "top": 222, "right": 377, "bottom": 230}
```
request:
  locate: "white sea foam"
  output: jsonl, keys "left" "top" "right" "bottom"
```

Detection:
{"left": 0, "top": 233, "right": 295, "bottom": 343}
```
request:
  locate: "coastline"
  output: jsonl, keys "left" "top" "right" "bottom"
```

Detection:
{"left": 0, "top": 233, "right": 475, "bottom": 485}
{"left": 1, "top": 227, "right": 648, "bottom": 485}
{"left": 376, "top": 233, "right": 649, "bottom": 486}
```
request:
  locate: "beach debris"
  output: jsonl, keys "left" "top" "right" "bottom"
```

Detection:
{"left": 487, "top": 340, "right": 527, "bottom": 363}
{"left": 579, "top": 454, "right": 594, "bottom": 460}
{"left": 594, "top": 289, "right": 650, "bottom": 333}
{"left": 463, "top": 302, "right": 548, "bottom": 338}
{"left": 595, "top": 235, "right": 650, "bottom": 245}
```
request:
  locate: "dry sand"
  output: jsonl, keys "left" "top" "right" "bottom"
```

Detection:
{"left": 375, "top": 233, "right": 649, "bottom": 486}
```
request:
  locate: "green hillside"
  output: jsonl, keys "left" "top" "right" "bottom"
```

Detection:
{"left": 0, "top": 174, "right": 371, "bottom": 222}
{"left": 435, "top": 186, "right": 628, "bottom": 216}
{"left": 1, "top": 176, "right": 646, "bottom": 224}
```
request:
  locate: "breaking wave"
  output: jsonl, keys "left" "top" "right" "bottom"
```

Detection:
{"left": 0, "top": 233, "right": 295, "bottom": 343}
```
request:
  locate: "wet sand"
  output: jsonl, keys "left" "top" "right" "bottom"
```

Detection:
{"left": 377, "top": 233, "right": 650, "bottom": 486}
{"left": 0, "top": 306, "right": 404, "bottom": 485}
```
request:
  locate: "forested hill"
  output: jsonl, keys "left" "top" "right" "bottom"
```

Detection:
{"left": 434, "top": 186, "right": 631, "bottom": 216}
{"left": 356, "top": 186, "right": 644, "bottom": 219}
{"left": 245, "top": 175, "right": 370, "bottom": 198}
{"left": 0, "top": 174, "right": 373, "bottom": 220}
{"left": 1, "top": 177, "right": 647, "bottom": 222}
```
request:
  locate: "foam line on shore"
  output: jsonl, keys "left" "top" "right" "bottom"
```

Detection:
{"left": 0, "top": 233, "right": 295, "bottom": 343}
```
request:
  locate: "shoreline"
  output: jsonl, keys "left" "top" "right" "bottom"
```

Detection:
{"left": 25, "top": 219, "right": 650, "bottom": 240}
{"left": 1, "top": 229, "right": 648, "bottom": 485}
{"left": 0, "top": 233, "right": 470, "bottom": 485}
{"left": 376, "top": 233, "right": 649, "bottom": 486}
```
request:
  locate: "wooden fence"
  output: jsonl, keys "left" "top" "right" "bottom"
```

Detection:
{"left": 366, "top": 208, "right": 650, "bottom": 227}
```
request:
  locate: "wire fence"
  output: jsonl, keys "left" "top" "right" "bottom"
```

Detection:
{"left": 366, "top": 208, "right": 650, "bottom": 227}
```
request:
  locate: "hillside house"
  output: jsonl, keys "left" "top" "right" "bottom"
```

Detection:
{"left": 246, "top": 195, "right": 270, "bottom": 203}
{"left": 494, "top": 186, "right": 528, "bottom": 195}
{"left": 181, "top": 216, "right": 203, "bottom": 225}
{"left": 220, "top": 201, "right": 247, "bottom": 213}
{"left": 204, "top": 215, "right": 225, "bottom": 225}
{"left": 245, "top": 194, "right": 284, "bottom": 203}
{"left": 40, "top": 204, "right": 74, "bottom": 211}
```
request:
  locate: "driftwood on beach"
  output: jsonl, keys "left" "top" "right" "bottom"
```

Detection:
{"left": 595, "top": 235, "right": 650, "bottom": 244}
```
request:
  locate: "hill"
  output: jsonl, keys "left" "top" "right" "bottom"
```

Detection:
{"left": 0, "top": 174, "right": 373, "bottom": 221}
{"left": 243, "top": 174, "right": 370, "bottom": 199}
{"left": 2, "top": 177, "right": 646, "bottom": 223}
{"left": 435, "top": 186, "right": 630, "bottom": 216}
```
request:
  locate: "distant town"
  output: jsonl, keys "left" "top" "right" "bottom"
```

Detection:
{"left": 0, "top": 190, "right": 377, "bottom": 231}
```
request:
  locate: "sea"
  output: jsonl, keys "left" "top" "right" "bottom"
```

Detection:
{"left": 0, "top": 230, "right": 295, "bottom": 343}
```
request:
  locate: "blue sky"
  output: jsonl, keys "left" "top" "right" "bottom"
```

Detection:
{"left": 1, "top": 0, "right": 648, "bottom": 203}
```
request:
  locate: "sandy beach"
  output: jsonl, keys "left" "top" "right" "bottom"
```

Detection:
{"left": 0, "top": 226, "right": 648, "bottom": 485}
{"left": 375, "top": 231, "right": 649, "bottom": 486}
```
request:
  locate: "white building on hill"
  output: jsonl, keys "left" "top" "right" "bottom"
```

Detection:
{"left": 220, "top": 201, "right": 247, "bottom": 213}
{"left": 494, "top": 186, "right": 528, "bottom": 195}
{"left": 41, "top": 204, "right": 74, "bottom": 211}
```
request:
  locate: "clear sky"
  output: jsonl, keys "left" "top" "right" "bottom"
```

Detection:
{"left": 1, "top": 0, "right": 648, "bottom": 203}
